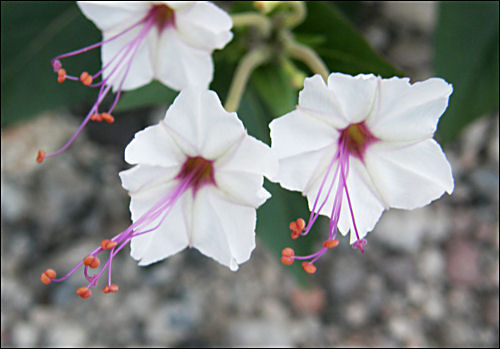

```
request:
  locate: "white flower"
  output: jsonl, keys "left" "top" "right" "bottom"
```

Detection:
{"left": 77, "top": 1, "right": 233, "bottom": 91}
{"left": 119, "top": 87, "right": 277, "bottom": 271}
{"left": 270, "top": 73, "right": 453, "bottom": 271}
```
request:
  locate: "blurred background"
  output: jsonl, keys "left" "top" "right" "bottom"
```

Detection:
{"left": 1, "top": 1, "right": 498, "bottom": 347}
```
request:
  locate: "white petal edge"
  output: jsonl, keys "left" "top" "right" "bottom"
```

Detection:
{"left": 162, "top": 87, "right": 245, "bottom": 159}
{"left": 367, "top": 77, "right": 453, "bottom": 142}
{"left": 124, "top": 121, "right": 185, "bottom": 167}
{"left": 175, "top": 1, "right": 233, "bottom": 51}
{"left": 78, "top": 1, "right": 151, "bottom": 33}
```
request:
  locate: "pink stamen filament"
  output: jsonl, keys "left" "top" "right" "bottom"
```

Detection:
{"left": 290, "top": 129, "right": 367, "bottom": 268}
{"left": 51, "top": 159, "right": 210, "bottom": 290}
{"left": 44, "top": 6, "right": 161, "bottom": 160}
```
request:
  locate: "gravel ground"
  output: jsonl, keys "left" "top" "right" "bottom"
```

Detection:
{"left": 2, "top": 2, "right": 499, "bottom": 347}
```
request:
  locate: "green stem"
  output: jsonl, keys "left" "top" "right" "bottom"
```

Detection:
{"left": 231, "top": 12, "right": 272, "bottom": 37}
{"left": 281, "top": 1, "right": 307, "bottom": 28}
{"left": 281, "top": 31, "right": 329, "bottom": 81}
{"left": 224, "top": 47, "right": 272, "bottom": 113}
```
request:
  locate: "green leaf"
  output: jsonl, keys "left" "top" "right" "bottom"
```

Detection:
{"left": 1, "top": 1, "right": 101, "bottom": 127}
{"left": 295, "top": 1, "right": 403, "bottom": 77}
{"left": 250, "top": 63, "right": 298, "bottom": 118}
{"left": 434, "top": 1, "right": 499, "bottom": 143}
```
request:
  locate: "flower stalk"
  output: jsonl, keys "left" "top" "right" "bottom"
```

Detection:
{"left": 224, "top": 46, "right": 272, "bottom": 112}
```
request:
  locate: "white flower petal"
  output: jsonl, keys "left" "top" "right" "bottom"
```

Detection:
{"left": 129, "top": 182, "right": 190, "bottom": 266}
{"left": 176, "top": 1, "right": 233, "bottom": 51}
{"left": 364, "top": 138, "right": 454, "bottom": 210}
{"left": 276, "top": 145, "right": 335, "bottom": 194}
{"left": 367, "top": 77, "right": 453, "bottom": 142}
{"left": 101, "top": 24, "right": 156, "bottom": 92}
{"left": 270, "top": 109, "right": 339, "bottom": 160}
{"left": 119, "top": 164, "right": 180, "bottom": 194}
{"left": 216, "top": 135, "right": 278, "bottom": 181}
{"left": 78, "top": 1, "right": 151, "bottom": 33}
{"left": 154, "top": 29, "right": 213, "bottom": 90}
{"left": 298, "top": 75, "right": 350, "bottom": 129}
{"left": 191, "top": 186, "right": 257, "bottom": 271}
{"left": 124, "top": 122, "right": 185, "bottom": 167}
{"left": 163, "top": 87, "right": 245, "bottom": 159}
{"left": 215, "top": 170, "right": 271, "bottom": 207}
{"left": 327, "top": 73, "right": 378, "bottom": 123}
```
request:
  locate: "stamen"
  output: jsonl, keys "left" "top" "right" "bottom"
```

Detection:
{"left": 83, "top": 255, "right": 100, "bottom": 269}
{"left": 40, "top": 269, "right": 56, "bottom": 285}
{"left": 36, "top": 150, "right": 45, "bottom": 164}
{"left": 281, "top": 122, "right": 378, "bottom": 272}
{"left": 80, "top": 72, "right": 93, "bottom": 86}
{"left": 103, "top": 284, "right": 119, "bottom": 294}
{"left": 76, "top": 286, "right": 92, "bottom": 299}
{"left": 281, "top": 248, "right": 295, "bottom": 265}
{"left": 40, "top": 4, "right": 166, "bottom": 162}
{"left": 100, "top": 239, "right": 117, "bottom": 250}
{"left": 100, "top": 113, "right": 115, "bottom": 124}
{"left": 40, "top": 155, "right": 215, "bottom": 297}
{"left": 57, "top": 69, "right": 66, "bottom": 83}
{"left": 322, "top": 239, "right": 339, "bottom": 249}
{"left": 302, "top": 262, "right": 317, "bottom": 274}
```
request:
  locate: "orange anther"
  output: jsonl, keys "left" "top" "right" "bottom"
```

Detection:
{"left": 83, "top": 255, "right": 100, "bottom": 269}
{"left": 323, "top": 239, "right": 339, "bottom": 249}
{"left": 282, "top": 247, "right": 295, "bottom": 257}
{"left": 103, "top": 284, "right": 119, "bottom": 294}
{"left": 302, "top": 262, "right": 317, "bottom": 274}
{"left": 45, "top": 269, "right": 56, "bottom": 279}
{"left": 76, "top": 286, "right": 92, "bottom": 299}
{"left": 289, "top": 221, "right": 298, "bottom": 232}
{"left": 100, "top": 113, "right": 114, "bottom": 123}
{"left": 90, "top": 113, "right": 102, "bottom": 122}
{"left": 281, "top": 256, "right": 294, "bottom": 265}
{"left": 295, "top": 218, "right": 306, "bottom": 231}
{"left": 36, "top": 150, "right": 45, "bottom": 163}
{"left": 57, "top": 69, "right": 66, "bottom": 83}
{"left": 291, "top": 230, "right": 300, "bottom": 240}
{"left": 100, "top": 239, "right": 117, "bottom": 250}
{"left": 80, "top": 72, "right": 93, "bottom": 86}
{"left": 40, "top": 269, "right": 56, "bottom": 285}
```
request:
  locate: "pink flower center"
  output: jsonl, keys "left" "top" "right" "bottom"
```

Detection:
{"left": 151, "top": 4, "right": 176, "bottom": 32}
{"left": 339, "top": 121, "right": 378, "bottom": 160}
{"left": 176, "top": 156, "right": 216, "bottom": 192}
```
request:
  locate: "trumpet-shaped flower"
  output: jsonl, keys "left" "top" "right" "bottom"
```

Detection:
{"left": 37, "top": 1, "right": 233, "bottom": 163}
{"left": 271, "top": 73, "right": 454, "bottom": 273}
{"left": 41, "top": 87, "right": 277, "bottom": 298}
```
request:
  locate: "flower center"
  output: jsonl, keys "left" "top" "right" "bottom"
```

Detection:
{"left": 176, "top": 156, "right": 216, "bottom": 192}
{"left": 339, "top": 122, "right": 378, "bottom": 160}
{"left": 151, "top": 4, "right": 176, "bottom": 32}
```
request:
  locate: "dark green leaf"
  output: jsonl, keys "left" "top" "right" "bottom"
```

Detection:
{"left": 434, "top": 1, "right": 499, "bottom": 143}
{"left": 1, "top": 1, "right": 101, "bottom": 127}
{"left": 295, "top": 1, "right": 403, "bottom": 77}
